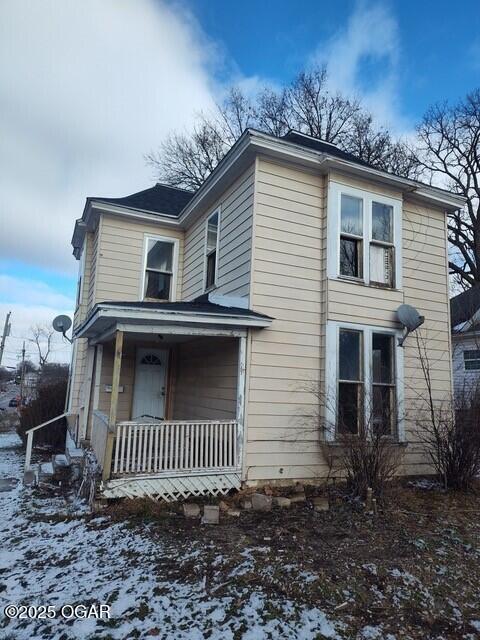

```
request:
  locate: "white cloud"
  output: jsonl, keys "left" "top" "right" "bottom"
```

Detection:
{"left": 0, "top": 275, "right": 74, "bottom": 367}
{"left": 0, "top": 0, "right": 219, "bottom": 275}
{"left": 313, "top": 1, "right": 410, "bottom": 134}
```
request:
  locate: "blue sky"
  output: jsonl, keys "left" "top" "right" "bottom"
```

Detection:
{"left": 0, "top": 0, "right": 479, "bottom": 365}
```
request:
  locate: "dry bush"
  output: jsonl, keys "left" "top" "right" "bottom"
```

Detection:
{"left": 17, "top": 374, "right": 68, "bottom": 450}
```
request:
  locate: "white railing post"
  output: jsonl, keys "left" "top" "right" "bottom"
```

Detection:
{"left": 25, "top": 431, "right": 33, "bottom": 470}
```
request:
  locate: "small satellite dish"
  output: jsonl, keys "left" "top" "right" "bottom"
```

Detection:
{"left": 396, "top": 304, "right": 425, "bottom": 346}
{"left": 52, "top": 315, "right": 73, "bottom": 343}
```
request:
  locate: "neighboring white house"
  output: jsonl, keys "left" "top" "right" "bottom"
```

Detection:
{"left": 451, "top": 287, "right": 480, "bottom": 397}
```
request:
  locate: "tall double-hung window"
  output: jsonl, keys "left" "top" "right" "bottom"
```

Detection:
{"left": 204, "top": 209, "right": 220, "bottom": 290}
{"left": 333, "top": 325, "right": 400, "bottom": 438}
{"left": 330, "top": 184, "right": 401, "bottom": 289}
{"left": 142, "top": 236, "right": 178, "bottom": 301}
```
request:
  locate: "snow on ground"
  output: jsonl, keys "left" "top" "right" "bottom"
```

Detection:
{"left": 0, "top": 431, "right": 342, "bottom": 639}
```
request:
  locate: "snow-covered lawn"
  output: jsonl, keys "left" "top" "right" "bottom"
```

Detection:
{"left": 1, "top": 428, "right": 480, "bottom": 640}
{"left": 0, "top": 431, "right": 341, "bottom": 639}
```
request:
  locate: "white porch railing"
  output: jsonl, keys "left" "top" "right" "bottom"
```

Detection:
{"left": 91, "top": 410, "right": 111, "bottom": 468}
{"left": 111, "top": 420, "right": 239, "bottom": 476}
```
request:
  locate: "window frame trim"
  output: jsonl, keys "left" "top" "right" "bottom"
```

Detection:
{"left": 327, "top": 181, "right": 402, "bottom": 289}
{"left": 464, "top": 349, "right": 480, "bottom": 371}
{"left": 325, "top": 320, "right": 405, "bottom": 442}
{"left": 140, "top": 234, "right": 179, "bottom": 302}
{"left": 203, "top": 207, "right": 221, "bottom": 293}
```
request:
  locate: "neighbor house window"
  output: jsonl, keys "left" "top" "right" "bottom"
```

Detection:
{"left": 143, "top": 238, "right": 175, "bottom": 301}
{"left": 335, "top": 326, "right": 398, "bottom": 438}
{"left": 464, "top": 350, "right": 480, "bottom": 371}
{"left": 329, "top": 184, "right": 400, "bottom": 288}
{"left": 338, "top": 328, "right": 364, "bottom": 434}
{"left": 205, "top": 210, "right": 220, "bottom": 290}
{"left": 340, "top": 195, "right": 363, "bottom": 279}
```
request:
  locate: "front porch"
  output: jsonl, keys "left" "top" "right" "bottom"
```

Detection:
{"left": 74, "top": 300, "right": 271, "bottom": 500}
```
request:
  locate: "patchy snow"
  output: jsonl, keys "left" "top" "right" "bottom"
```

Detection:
{"left": 0, "top": 431, "right": 342, "bottom": 639}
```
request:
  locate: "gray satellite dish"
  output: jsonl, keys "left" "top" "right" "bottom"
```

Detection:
{"left": 52, "top": 315, "right": 73, "bottom": 343}
{"left": 396, "top": 304, "right": 424, "bottom": 346}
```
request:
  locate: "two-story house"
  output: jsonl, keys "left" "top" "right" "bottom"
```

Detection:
{"left": 66, "top": 129, "right": 463, "bottom": 501}
{"left": 451, "top": 286, "right": 480, "bottom": 397}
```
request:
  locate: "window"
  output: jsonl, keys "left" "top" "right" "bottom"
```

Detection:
{"left": 370, "top": 202, "right": 394, "bottom": 287}
{"left": 328, "top": 184, "right": 400, "bottom": 289}
{"left": 333, "top": 325, "right": 398, "bottom": 438}
{"left": 338, "top": 329, "right": 363, "bottom": 434}
{"left": 143, "top": 238, "right": 175, "bottom": 301}
{"left": 205, "top": 210, "right": 220, "bottom": 290}
{"left": 340, "top": 195, "right": 363, "bottom": 278}
{"left": 372, "top": 333, "right": 396, "bottom": 435}
{"left": 464, "top": 350, "right": 480, "bottom": 371}
{"left": 76, "top": 247, "right": 86, "bottom": 308}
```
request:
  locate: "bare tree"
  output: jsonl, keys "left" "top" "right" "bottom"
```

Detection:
{"left": 414, "top": 89, "right": 480, "bottom": 289}
{"left": 31, "top": 325, "right": 54, "bottom": 368}
{"left": 147, "top": 65, "right": 419, "bottom": 190}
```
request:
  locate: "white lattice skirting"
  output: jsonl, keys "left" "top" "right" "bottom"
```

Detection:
{"left": 100, "top": 472, "right": 241, "bottom": 501}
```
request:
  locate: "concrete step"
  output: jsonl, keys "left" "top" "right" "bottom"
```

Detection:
{"left": 65, "top": 432, "right": 84, "bottom": 465}
{"left": 39, "top": 462, "right": 54, "bottom": 477}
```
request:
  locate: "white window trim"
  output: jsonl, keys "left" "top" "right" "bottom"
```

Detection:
{"left": 140, "top": 234, "right": 179, "bottom": 302}
{"left": 327, "top": 181, "right": 402, "bottom": 289}
{"left": 325, "top": 320, "right": 405, "bottom": 442}
{"left": 203, "top": 207, "right": 221, "bottom": 292}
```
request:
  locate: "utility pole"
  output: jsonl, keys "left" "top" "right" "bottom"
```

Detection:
{"left": 19, "top": 341, "right": 26, "bottom": 404}
{"left": 0, "top": 311, "right": 11, "bottom": 367}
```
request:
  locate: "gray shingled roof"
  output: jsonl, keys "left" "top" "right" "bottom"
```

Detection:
{"left": 91, "top": 183, "right": 194, "bottom": 216}
{"left": 282, "top": 131, "right": 374, "bottom": 169}
{"left": 450, "top": 286, "right": 480, "bottom": 327}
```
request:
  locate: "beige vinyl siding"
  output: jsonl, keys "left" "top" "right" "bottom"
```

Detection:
{"left": 247, "top": 157, "right": 327, "bottom": 482}
{"left": 401, "top": 198, "right": 453, "bottom": 474}
{"left": 245, "top": 162, "right": 452, "bottom": 483}
{"left": 70, "top": 230, "right": 96, "bottom": 415}
{"left": 95, "top": 214, "right": 184, "bottom": 303}
{"left": 182, "top": 166, "right": 254, "bottom": 300}
{"left": 87, "top": 221, "right": 100, "bottom": 311}
{"left": 172, "top": 337, "right": 238, "bottom": 420}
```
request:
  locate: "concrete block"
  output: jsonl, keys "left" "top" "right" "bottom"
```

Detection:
{"left": 312, "top": 496, "right": 329, "bottom": 512}
{"left": 251, "top": 493, "right": 272, "bottom": 512}
{"left": 183, "top": 503, "right": 200, "bottom": 519}
{"left": 273, "top": 496, "right": 291, "bottom": 508}
{"left": 290, "top": 491, "right": 306, "bottom": 504}
{"left": 202, "top": 505, "right": 220, "bottom": 524}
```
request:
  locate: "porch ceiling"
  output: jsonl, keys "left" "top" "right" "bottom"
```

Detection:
{"left": 75, "top": 300, "right": 272, "bottom": 343}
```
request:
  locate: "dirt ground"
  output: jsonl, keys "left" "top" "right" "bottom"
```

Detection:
{"left": 104, "top": 481, "right": 480, "bottom": 639}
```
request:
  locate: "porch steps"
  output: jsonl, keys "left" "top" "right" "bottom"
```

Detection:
{"left": 101, "top": 472, "right": 242, "bottom": 502}
{"left": 65, "top": 432, "right": 84, "bottom": 465}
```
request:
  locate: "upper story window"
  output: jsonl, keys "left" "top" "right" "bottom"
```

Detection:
{"left": 464, "top": 349, "right": 480, "bottom": 371}
{"left": 204, "top": 209, "right": 220, "bottom": 291}
{"left": 76, "top": 246, "right": 86, "bottom": 309}
{"left": 142, "top": 236, "right": 178, "bottom": 301}
{"left": 328, "top": 182, "right": 401, "bottom": 289}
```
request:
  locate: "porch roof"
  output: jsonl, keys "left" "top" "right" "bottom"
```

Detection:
{"left": 75, "top": 299, "right": 273, "bottom": 341}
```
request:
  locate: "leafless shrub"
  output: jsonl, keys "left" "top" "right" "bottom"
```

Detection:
{"left": 309, "top": 385, "right": 403, "bottom": 501}
{"left": 413, "top": 332, "right": 480, "bottom": 490}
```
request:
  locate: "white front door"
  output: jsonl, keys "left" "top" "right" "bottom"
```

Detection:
{"left": 131, "top": 348, "right": 168, "bottom": 421}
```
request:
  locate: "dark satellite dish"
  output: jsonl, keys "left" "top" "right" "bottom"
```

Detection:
{"left": 52, "top": 315, "right": 73, "bottom": 343}
{"left": 396, "top": 304, "right": 424, "bottom": 346}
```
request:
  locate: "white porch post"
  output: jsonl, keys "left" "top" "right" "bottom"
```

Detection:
{"left": 103, "top": 330, "right": 123, "bottom": 481}
{"left": 236, "top": 335, "right": 247, "bottom": 474}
